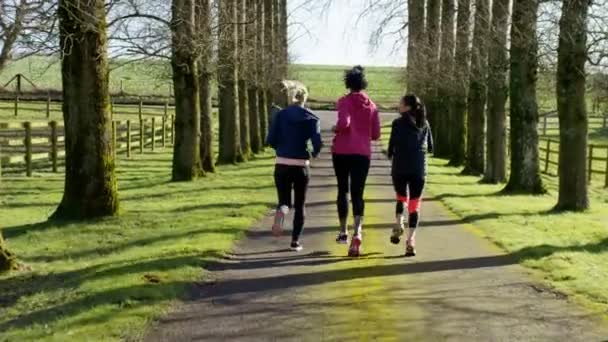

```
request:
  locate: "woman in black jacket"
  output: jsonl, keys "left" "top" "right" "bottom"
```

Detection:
{"left": 387, "top": 95, "right": 433, "bottom": 257}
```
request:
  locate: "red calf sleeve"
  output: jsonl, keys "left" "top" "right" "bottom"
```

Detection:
{"left": 408, "top": 198, "right": 422, "bottom": 213}
{"left": 396, "top": 194, "right": 409, "bottom": 204}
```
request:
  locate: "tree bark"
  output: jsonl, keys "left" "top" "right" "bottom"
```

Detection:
{"left": 0, "top": 0, "right": 26, "bottom": 74}
{"left": 448, "top": 0, "right": 472, "bottom": 166}
{"left": 0, "top": 233, "right": 17, "bottom": 273}
{"left": 238, "top": 0, "right": 251, "bottom": 159}
{"left": 264, "top": 0, "right": 275, "bottom": 109}
{"left": 434, "top": 0, "right": 456, "bottom": 159}
{"left": 483, "top": 0, "right": 510, "bottom": 183}
{"left": 171, "top": 0, "right": 203, "bottom": 181}
{"left": 247, "top": 0, "right": 262, "bottom": 153}
{"left": 218, "top": 0, "right": 243, "bottom": 164}
{"left": 52, "top": 0, "right": 119, "bottom": 219}
{"left": 196, "top": 0, "right": 215, "bottom": 173}
{"left": 279, "top": 0, "right": 289, "bottom": 80}
{"left": 555, "top": 0, "right": 591, "bottom": 211}
{"left": 257, "top": 0, "right": 268, "bottom": 141}
{"left": 504, "top": 0, "right": 544, "bottom": 194}
{"left": 463, "top": 0, "right": 490, "bottom": 176}
{"left": 424, "top": 0, "right": 441, "bottom": 147}
{"left": 406, "top": 0, "right": 426, "bottom": 94}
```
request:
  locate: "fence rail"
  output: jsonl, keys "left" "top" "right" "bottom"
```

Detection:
{"left": 0, "top": 116, "right": 176, "bottom": 176}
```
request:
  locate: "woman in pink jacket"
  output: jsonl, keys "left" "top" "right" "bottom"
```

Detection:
{"left": 332, "top": 66, "right": 381, "bottom": 257}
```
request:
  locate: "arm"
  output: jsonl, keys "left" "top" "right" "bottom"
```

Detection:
{"left": 387, "top": 120, "right": 396, "bottom": 159}
{"left": 335, "top": 99, "right": 351, "bottom": 132}
{"left": 310, "top": 119, "right": 323, "bottom": 158}
{"left": 266, "top": 110, "right": 281, "bottom": 148}
{"left": 371, "top": 108, "right": 381, "bottom": 141}
{"left": 426, "top": 123, "right": 434, "bottom": 154}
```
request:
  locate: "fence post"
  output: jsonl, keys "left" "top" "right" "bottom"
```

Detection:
{"left": 603, "top": 115, "right": 607, "bottom": 129}
{"left": 112, "top": 121, "right": 117, "bottom": 158}
{"left": 138, "top": 98, "right": 143, "bottom": 121}
{"left": 14, "top": 95, "right": 19, "bottom": 117}
{"left": 24, "top": 122, "right": 32, "bottom": 177}
{"left": 542, "top": 116, "right": 548, "bottom": 136}
{"left": 49, "top": 121, "right": 58, "bottom": 172}
{"left": 604, "top": 147, "right": 608, "bottom": 188}
{"left": 544, "top": 140, "right": 551, "bottom": 173}
{"left": 151, "top": 117, "right": 156, "bottom": 151}
{"left": 588, "top": 145, "right": 594, "bottom": 184}
{"left": 171, "top": 114, "right": 175, "bottom": 145}
{"left": 46, "top": 94, "right": 51, "bottom": 118}
{"left": 126, "top": 120, "right": 131, "bottom": 158}
{"left": 162, "top": 115, "right": 167, "bottom": 147}
{"left": 139, "top": 118, "right": 144, "bottom": 154}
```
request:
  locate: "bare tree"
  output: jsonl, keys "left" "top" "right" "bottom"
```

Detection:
{"left": 246, "top": 0, "right": 262, "bottom": 153}
{"left": 257, "top": 0, "right": 268, "bottom": 141}
{"left": 406, "top": 0, "right": 425, "bottom": 94}
{"left": 504, "top": 0, "right": 544, "bottom": 194}
{"left": 195, "top": 0, "right": 215, "bottom": 173}
{"left": 52, "top": 0, "right": 118, "bottom": 219}
{"left": 424, "top": 0, "right": 441, "bottom": 143}
{"left": 448, "top": 0, "right": 472, "bottom": 166}
{"left": 463, "top": 0, "right": 490, "bottom": 175}
{"left": 483, "top": 0, "right": 511, "bottom": 183}
{"left": 434, "top": 0, "right": 456, "bottom": 159}
{"left": 218, "top": 0, "right": 243, "bottom": 164}
{"left": 238, "top": 0, "right": 251, "bottom": 159}
{"left": 263, "top": 0, "right": 275, "bottom": 111}
{"left": 555, "top": 0, "right": 592, "bottom": 211}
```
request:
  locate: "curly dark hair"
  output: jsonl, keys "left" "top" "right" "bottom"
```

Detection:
{"left": 344, "top": 65, "right": 368, "bottom": 92}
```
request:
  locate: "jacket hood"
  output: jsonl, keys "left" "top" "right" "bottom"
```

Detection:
{"left": 345, "top": 92, "right": 375, "bottom": 111}
{"left": 284, "top": 105, "right": 318, "bottom": 123}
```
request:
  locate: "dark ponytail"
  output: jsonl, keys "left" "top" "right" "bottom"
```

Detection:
{"left": 402, "top": 94, "right": 426, "bottom": 129}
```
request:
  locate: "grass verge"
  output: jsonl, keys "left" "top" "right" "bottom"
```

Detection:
{"left": 0, "top": 149, "right": 277, "bottom": 341}
{"left": 425, "top": 158, "right": 608, "bottom": 314}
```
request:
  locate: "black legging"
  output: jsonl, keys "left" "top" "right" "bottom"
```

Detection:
{"left": 393, "top": 174, "right": 425, "bottom": 228}
{"left": 274, "top": 164, "right": 310, "bottom": 241}
{"left": 332, "top": 154, "right": 371, "bottom": 219}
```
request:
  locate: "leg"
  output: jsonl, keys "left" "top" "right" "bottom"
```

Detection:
{"left": 406, "top": 176, "right": 426, "bottom": 256}
{"left": 332, "top": 154, "right": 350, "bottom": 232}
{"left": 350, "top": 155, "right": 371, "bottom": 236}
{"left": 273, "top": 165, "right": 292, "bottom": 236}
{"left": 391, "top": 174, "right": 408, "bottom": 244}
{"left": 291, "top": 166, "right": 310, "bottom": 244}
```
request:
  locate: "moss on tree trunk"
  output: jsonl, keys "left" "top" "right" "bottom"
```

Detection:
{"left": 483, "top": 0, "right": 510, "bottom": 184}
{"left": 424, "top": 0, "right": 441, "bottom": 146}
{"left": 218, "top": 0, "right": 243, "bottom": 164}
{"left": 196, "top": 0, "right": 215, "bottom": 173}
{"left": 434, "top": 0, "right": 455, "bottom": 159}
{"left": 555, "top": 0, "right": 591, "bottom": 211}
{"left": 504, "top": 0, "right": 544, "bottom": 194}
{"left": 463, "top": 0, "right": 490, "bottom": 176}
{"left": 52, "top": 0, "right": 119, "bottom": 220}
{"left": 448, "top": 0, "right": 472, "bottom": 166}
{"left": 406, "top": 0, "right": 426, "bottom": 94}
{"left": 0, "top": 233, "right": 17, "bottom": 273}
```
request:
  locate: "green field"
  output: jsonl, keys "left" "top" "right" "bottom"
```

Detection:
{"left": 0, "top": 149, "right": 277, "bottom": 341}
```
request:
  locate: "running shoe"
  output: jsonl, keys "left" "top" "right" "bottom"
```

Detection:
{"left": 336, "top": 232, "right": 348, "bottom": 244}
{"left": 405, "top": 239, "right": 416, "bottom": 257}
{"left": 271, "top": 211, "right": 285, "bottom": 237}
{"left": 348, "top": 235, "right": 362, "bottom": 257}
{"left": 390, "top": 225, "right": 405, "bottom": 245}
{"left": 290, "top": 241, "right": 303, "bottom": 252}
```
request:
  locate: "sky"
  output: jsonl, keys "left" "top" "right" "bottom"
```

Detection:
{"left": 288, "top": 1, "right": 406, "bottom": 67}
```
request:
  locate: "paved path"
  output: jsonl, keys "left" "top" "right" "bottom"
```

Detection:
{"left": 146, "top": 112, "right": 607, "bottom": 341}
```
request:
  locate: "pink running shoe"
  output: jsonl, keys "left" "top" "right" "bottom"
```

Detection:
{"left": 348, "top": 235, "right": 362, "bottom": 257}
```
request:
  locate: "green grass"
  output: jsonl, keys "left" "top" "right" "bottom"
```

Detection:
{"left": 424, "top": 158, "right": 608, "bottom": 314}
{"left": 0, "top": 150, "right": 277, "bottom": 341}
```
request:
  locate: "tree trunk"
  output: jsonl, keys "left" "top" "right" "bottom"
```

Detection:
{"left": 264, "top": 0, "right": 276, "bottom": 106}
{"left": 52, "top": 0, "right": 119, "bottom": 219}
{"left": 448, "top": 0, "right": 472, "bottom": 166}
{"left": 555, "top": 0, "right": 591, "bottom": 211}
{"left": 0, "top": 233, "right": 17, "bottom": 273}
{"left": 279, "top": 0, "right": 289, "bottom": 80}
{"left": 171, "top": 0, "right": 202, "bottom": 181}
{"left": 434, "top": 0, "right": 456, "bottom": 159}
{"left": 218, "top": 0, "right": 243, "bottom": 164}
{"left": 424, "top": 0, "right": 441, "bottom": 146}
{"left": 196, "top": 0, "right": 215, "bottom": 173}
{"left": 247, "top": 0, "right": 262, "bottom": 153}
{"left": 0, "top": 0, "right": 26, "bottom": 74}
{"left": 406, "top": 0, "right": 426, "bottom": 94}
{"left": 463, "top": 0, "right": 490, "bottom": 176}
{"left": 504, "top": 0, "right": 544, "bottom": 194}
{"left": 238, "top": 0, "right": 251, "bottom": 159}
{"left": 257, "top": 0, "right": 268, "bottom": 141}
{"left": 483, "top": 0, "right": 510, "bottom": 183}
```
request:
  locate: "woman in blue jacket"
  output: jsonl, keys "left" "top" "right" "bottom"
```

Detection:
{"left": 387, "top": 95, "right": 433, "bottom": 257}
{"left": 266, "top": 88, "right": 323, "bottom": 251}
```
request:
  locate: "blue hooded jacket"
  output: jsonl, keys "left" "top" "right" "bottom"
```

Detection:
{"left": 266, "top": 105, "right": 323, "bottom": 160}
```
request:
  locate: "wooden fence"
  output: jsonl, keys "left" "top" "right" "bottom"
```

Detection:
{"left": 0, "top": 115, "right": 175, "bottom": 177}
